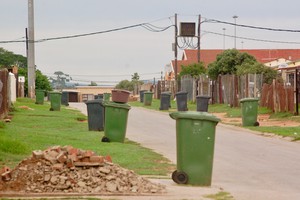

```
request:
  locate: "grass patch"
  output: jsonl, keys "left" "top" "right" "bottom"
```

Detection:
{"left": 0, "top": 120, "right": 5, "bottom": 128}
{"left": 0, "top": 98, "right": 174, "bottom": 175}
{"left": 204, "top": 191, "right": 235, "bottom": 200}
{"left": 247, "top": 126, "right": 300, "bottom": 141}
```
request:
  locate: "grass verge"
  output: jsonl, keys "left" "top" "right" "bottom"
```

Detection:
{"left": 0, "top": 98, "right": 175, "bottom": 175}
{"left": 204, "top": 191, "right": 235, "bottom": 200}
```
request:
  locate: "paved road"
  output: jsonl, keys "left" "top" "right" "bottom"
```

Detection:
{"left": 70, "top": 103, "right": 300, "bottom": 200}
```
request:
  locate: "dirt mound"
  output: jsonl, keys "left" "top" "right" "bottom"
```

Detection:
{"left": 0, "top": 146, "right": 166, "bottom": 195}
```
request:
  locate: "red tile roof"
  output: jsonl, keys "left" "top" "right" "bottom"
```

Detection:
{"left": 172, "top": 49, "right": 300, "bottom": 74}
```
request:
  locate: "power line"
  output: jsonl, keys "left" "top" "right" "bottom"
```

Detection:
{"left": 0, "top": 17, "right": 174, "bottom": 44}
{"left": 203, "top": 30, "right": 300, "bottom": 45}
{"left": 207, "top": 18, "right": 300, "bottom": 33}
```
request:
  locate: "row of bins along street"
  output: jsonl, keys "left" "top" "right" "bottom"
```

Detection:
{"left": 36, "top": 88, "right": 259, "bottom": 186}
{"left": 86, "top": 90, "right": 131, "bottom": 143}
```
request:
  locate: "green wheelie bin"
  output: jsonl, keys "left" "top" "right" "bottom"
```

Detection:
{"left": 49, "top": 92, "right": 62, "bottom": 111}
{"left": 102, "top": 102, "right": 131, "bottom": 143}
{"left": 240, "top": 98, "right": 259, "bottom": 126}
{"left": 35, "top": 89, "right": 45, "bottom": 105}
{"left": 169, "top": 111, "right": 220, "bottom": 186}
{"left": 144, "top": 91, "right": 153, "bottom": 106}
{"left": 103, "top": 93, "right": 111, "bottom": 102}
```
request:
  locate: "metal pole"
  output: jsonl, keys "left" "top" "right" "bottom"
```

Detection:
{"left": 296, "top": 68, "right": 299, "bottom": 115}
{"left": 174, "top": 13, "right": 178, "bottom": 91}
{"left": 197, "top": 15, "right": 201, "bottom": 63}
{"left": 28, "top": 0, "right": 36, "bottom": 98}
{"left": 233, "top": 15, "right": 238, "bottom": 49}
{"left": 222, "top": 28, "right": 226, "bottom": 50}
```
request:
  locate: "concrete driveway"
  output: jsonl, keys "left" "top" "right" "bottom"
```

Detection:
{"left": 69, "top": 103, "right": 300, "bottom": 200}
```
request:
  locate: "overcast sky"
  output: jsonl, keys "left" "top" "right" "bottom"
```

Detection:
{"left": 1, "top": 0, "right": 300, "bottom": 85}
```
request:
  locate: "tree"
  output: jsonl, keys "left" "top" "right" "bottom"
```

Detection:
{"left": 236, "top": 62, "right": 278, "bottom": 84}
{"left": 0, "top": 47, "right": 27, "bottom": 68}
{"left": 115, "top": 80, "right": 134, "bottom": 91}
{"left": 18, "top": 67, "right": 52, "bottom": 95}
{"left": 179, "top": 62, "right": 206, "bottom": 78}
{"left": 0, "top": 47, "right": 51, "bottom": 95}
{"left": 115, "top": 72, "right": 144, "bottom": 91}
{"left": 50, "top": 71, "right": 71, "bottom": 89}
{"left": 89, "top": 81, "right": 97, "bottom": 86}
{"left": 208, "top": 49, "right": 259, "bottom": 80}
{"left": 131, "top": 72, "right": 140, "bottom": 82}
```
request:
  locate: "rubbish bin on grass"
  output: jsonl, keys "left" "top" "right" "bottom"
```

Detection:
{"left": 139, "top": 90, "right": 147, "bottom": 103}
{"left": 175, "top": 91, "right": 188, "bottom": 111}
{"left": 86, "top": 99, "right": 105, "bottom": 131}
{"left": 49, "top": 92, "right": 62, "bottom": 111}
{"left": 160, "top": 92, "right": 171, "bottom": 110}
{"left": 103, "top": 93, "right": 111, "bottom": 102}
{"left": 102, "top": 102, "right": 131, "bottom": 143}
{"left": 61, "top": 91, "right": 69, "bottom": 106}
{"left": 144, "top": 91, "right": 153, "bottom": 106}
{"left": 35, "top": 89, "right": 45, "bottom": 104}
{"left": 240, "top": 98, "right": 259, "bottom": 126}
{"left": 196, "top": 95, "right": 211, "bottom": 112}
{"left": 169, "top": 111, "right": 220, "bottom": 186}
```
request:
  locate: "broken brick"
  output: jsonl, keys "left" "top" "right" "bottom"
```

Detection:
{"left": 1, "top": 171, "right": 11, "bottom": 181}
{"left": 90, "top": 156, "right": 104, "bottom": 163}
{"left": 56, "top": 152, "right": 67, "bottom": 163}
{"left": 32, "top": 150, "right": 44, "bottom": 160}
{"left": 105, "top": 155, "right": 112, "bottom": 163}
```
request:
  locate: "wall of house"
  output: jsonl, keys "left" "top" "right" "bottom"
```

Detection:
{"left": 63, "top": 86, "right": 114, "bottom": 102}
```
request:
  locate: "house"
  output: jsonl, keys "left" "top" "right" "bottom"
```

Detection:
{"left": 166, "top": 49, "right": 300, "bottom": 80}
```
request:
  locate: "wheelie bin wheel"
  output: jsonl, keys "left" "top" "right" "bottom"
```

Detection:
{"left": 254, "top": 121, "right": 260, "bottom": 126}
{"left": 101, "top": 136, "right": 110, "bottom": 143}
{"left": 172, "top": 170, "right": 188, "bottom": 184}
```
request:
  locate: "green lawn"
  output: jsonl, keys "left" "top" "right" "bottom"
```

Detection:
{"left": 0, "top": 98, "right": 174, "bottom": 175}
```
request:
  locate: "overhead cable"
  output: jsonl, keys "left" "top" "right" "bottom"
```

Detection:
{"left": 203, "top": 30, "right": 300, "bottom": 44}
{"left": 207, "top": 19, "right": 300, "bottom": 33}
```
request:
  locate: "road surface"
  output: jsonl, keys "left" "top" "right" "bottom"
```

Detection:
{"left": 70, "top": 103, "right": 300, "bottom": 200}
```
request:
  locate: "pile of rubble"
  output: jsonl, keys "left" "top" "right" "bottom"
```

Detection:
{"left": 0, "top": 146, "right": 166, "bottom": 194}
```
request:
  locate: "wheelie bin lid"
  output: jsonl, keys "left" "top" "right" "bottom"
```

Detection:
{"left": 196, "top": 95, "right": 211, "bottom": 99}
{"left": 85, "top": 99, "right": 104, "bottom": 105}
{"left": 176, "top": 91, "right": 188, "bottom": 95}
{"left": 240, "top": 98, "right": 259, "bottom": 103}
{"left": 49, "top": 91, "right": 62, "bottom": 94}
{"left": 144, "top": 91, "right": 153, "bottom": 94}
{"left": 161, "top": 91, "right": 171, "bottom": 95}
{"left": 103, "top": 101, "right": 131, "bottom": 110}
{"left": 169, "top": 111, "right": 220, "bottom": 123}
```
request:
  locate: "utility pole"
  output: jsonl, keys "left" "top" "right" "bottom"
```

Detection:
{"left": 222, "top": 28, "right": 226, "bottom": 50}
{"left": 197, "top": 15, "right": 201, "bottom": 63}
{"left": 174, "top": 13, "right": 178, "bottom": 91}
{"left": 233, "top": 15, "right": 238, "bottom": 49}
{"left": 28, "top": 0, "right": 36, "bottom": 98}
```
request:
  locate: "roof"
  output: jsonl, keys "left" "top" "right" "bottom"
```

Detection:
{"left": 171, "top": 49, "right": 300, "bottom": 74}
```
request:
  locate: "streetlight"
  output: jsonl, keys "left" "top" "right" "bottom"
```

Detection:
{"left": 222, "top": 28, "right": 226, "bottom": 50}
{"left": 233, "top": 15, "right": 238, "bottom": 49}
